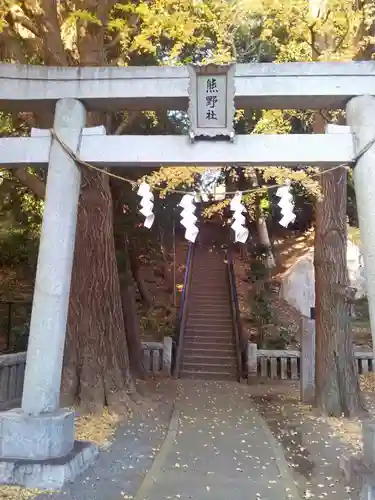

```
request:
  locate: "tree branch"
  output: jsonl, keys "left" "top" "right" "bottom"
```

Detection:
{"left": 12, "top": 168, "right": 46, "bottom": 199}
{"left": 10, "top": 11, "right": 41, "bottom": 38}
{"left": 39, "top": 0, "right": 68, "bottom": 65}
{"left": 114, "top": 111, "right": 141, "bottom": 135}
{"left": 332, "top": 12, "right": 350, "bottom": 54}
{"left": 307, "top": 26, "right": 322, "bottom": 57}
{"left": 104, "top": 31, "right": 122, "bottom": 52}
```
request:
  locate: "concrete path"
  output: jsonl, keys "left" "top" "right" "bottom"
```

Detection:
{"left": 136, "top": 380, "right": 301, "bottom": 500}
{"left": 36, "top": 381, "right": 176, "bottom": 500}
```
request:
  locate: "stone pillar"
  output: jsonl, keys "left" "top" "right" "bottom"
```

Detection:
{"left": 300, "top": 317, "right": 315, "bottom": 403}
{"left": 163, "top": 336, "right": 172, "bottom": 375}
{"left": 0, "top": 99, "right": 99, "bottom": 489}
{"left": 346, "top": 95, "right": 375, "bottom": 358}
{"left": 247, "top": 342, "right": 258, "bottom": 379}
{"left": 346, "top": 96, "right": 375, "bottom": 497}
{"left": 22, "top": 99, "right": 85, "bottom": 415}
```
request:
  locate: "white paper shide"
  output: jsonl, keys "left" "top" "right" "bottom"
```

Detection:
{"left": 276, "top": 180, "right": 296, "bottom": 228}
{"left": 137, "top": 182, "right": 155, "bottom": 229}
{"left": 179, "top": 194, "right": 199, "bottom": 243}
{"left": 230, "top": 192, "right": 249, "bottom": 244}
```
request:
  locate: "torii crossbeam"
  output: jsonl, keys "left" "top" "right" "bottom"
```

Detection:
{"left": 0, "top": 61, "right": 374, "bottom": 490}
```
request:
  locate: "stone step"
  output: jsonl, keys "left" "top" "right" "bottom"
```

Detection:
{"left": 182, "top": 361, "right": 236, "bottom": 372}
{"left": 191, "top": 276, "right": 226, "bottom": 278}
{"left": 188, "top": 301, "right": 230, "bottom": 307}
{"left": 186, "top": 326, "right": 233, "bottom": 332}
{"left": 183, "top": 354, "right": 236, "bottom": 365}
{"left": 184, "top": 330, "right": 233, "bottom": 337}
{"left": 184, "top": 340, "right": 234, "bottom": 349}
{"left": 190, "top": 282, "right": 228, "bottom": 288}
{"left": 189, "top": 291, "right": 228, "bottom": 297}
{"left": 191, "top": 268, "right": 226, "bottom": 273}
{"left": 188, "top": 302, "right": 230, "bottom": 308}
{"left": 186, "top": 310, "right": 232, "bottom": 317}
{"left": 189, "top": 287, "right": 229, "bottom": 291}
{"left": 185, "top": 328, "right": 233, "bottom": 337}
{"left": 185, "top": 321, "right": 233, "bottom": 329}
{"left": 192, "top": 264, "right": 226, "bottom": 269}
{"left": 190, "top": 285, "right": 229, "bottom": 291}
{"left": 190, "top": 283, "right": 227, "bottom": 288}
{"left": 186, "top": 315, "right": 233, "bottom": 323}
{"left": 187, "top": 310, "right": 232, "bottom": 317}
{"left": 180, "top": 370, "right": 237, "bottom": 381}
{"left": 188, "top": 299, "right": 230, "bottom": 306}
{"left": 184, "top": 347, "right": 236, "bottom": 357}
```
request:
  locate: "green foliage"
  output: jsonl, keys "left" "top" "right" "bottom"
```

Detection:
{"left": 10, "top": 321, "right": 29, "bottom": 352}
{"left": 0, "top": 229, "right": 38, "bottom": 268}
{"left": 247, "top": 246, "right": 272, "bottom": 347}
{"left": 140, "top": 308, "right": 177, "bottom": 340}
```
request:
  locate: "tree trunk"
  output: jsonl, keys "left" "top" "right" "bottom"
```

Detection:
{"left": 62, "top": 167, "right": 135, "bottom": 414}
{"left": 158, "top": 227, "right": 174, "bottom": 293}
{"left": 128, "top": 242, "right": 154, "bottom": 308}
{"left": 120, "top": 270, "right": 146, "bottom": 380}
{"left": 248, "top": 168, "right": 276, "bottom": 268}
{"left": 310, "top": 0, "right": 364, "bottom": 417}
{"left": 314, "top": 164, "right": 364, "bottom": 416}
{"left": 111, "top": 180, "right": 146, "bottom": 379}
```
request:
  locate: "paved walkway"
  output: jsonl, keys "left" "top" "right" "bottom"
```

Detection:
{"left": 136, "top": 380, "right": 301, "bottom": 500}
{"left": 36, "top": 381, "right": 176, "bottom": 500}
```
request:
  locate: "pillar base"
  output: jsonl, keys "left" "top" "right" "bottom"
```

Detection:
{"left": 363, "top": 422, "right": 375, "bottom": 467}
{"left": 340, "top": 421, "right": 375, "bottom": 500}
{"left": 0, "top": 440, "right": 99, "bottom": 489}
{"left": 0, "top": 408, "right": 74, "bottom": 460}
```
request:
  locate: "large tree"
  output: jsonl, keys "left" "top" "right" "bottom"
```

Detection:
{"left": 309, "top": 0, "right": 363, "bottom": 417}
{"left": 0, "top": 0, "right": 240, "bottom": 412}
{"left": 253, "top": 0, "right": 374, "bottom": 416}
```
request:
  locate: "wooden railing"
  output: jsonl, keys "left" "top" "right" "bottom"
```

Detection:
{"left": 247, "top": 342, "right": 373, "bottom": 380}
{"left": 0, "top": 301, "right": 31, "bottom": 352}
{"left": 0, "top": 340, "right": 172, "bottom": 410}
{"left": 0, "top": 352, "right": 26, "bottom": 410}
{"left": 226, "top": 248, "right": 246, "bottom": 381}
{"left": 173, "top": 242, "right": 195, "bottom": 377}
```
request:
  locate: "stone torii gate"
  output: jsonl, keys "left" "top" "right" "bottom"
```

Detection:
{"left": 0, "top": 61, "right": 375, "bottom": 489}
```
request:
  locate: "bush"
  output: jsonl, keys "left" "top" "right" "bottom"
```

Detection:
{"left": 10, "top": 322, "right": 29, "bottom": 352}
{"left": 0, "top": 230, "right": 38, "bottom": 269}
{"left": 140, "top": 307, "right": 177, "bottom": 340}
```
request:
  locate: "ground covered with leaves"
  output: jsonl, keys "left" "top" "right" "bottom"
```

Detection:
{"left": 0, "top": 379, "right": 177, "bottom": 500}
{"left": 249, "top": 376, "right": 375, "bottom": 500}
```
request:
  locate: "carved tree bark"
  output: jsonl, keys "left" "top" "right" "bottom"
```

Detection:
{"left": 314, "top": 161, "right": 364, "bottom": 416}
{"left": 62, "top": 167, "right": 134, "bottom": 413}
{"left": 111, "top": 180, "right": 146, "bottom": 379}
{"left": 58, "top": 1, "right": 143, "bottom": 412}
{"left": 5, "top": 0, "right": 146, "bottom": 412}
{"left": 310, "top": 0, "right": 365, "bottom": 417}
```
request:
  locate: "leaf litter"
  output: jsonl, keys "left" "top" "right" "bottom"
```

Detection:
{"left": 0, "top": 379, "right": 174, "bottom": 500}
{"left": 0, "top": 409, "right": 121, "bottom": 500}
{"left": 249, "top": 378, "right": 375, "bottom": 500}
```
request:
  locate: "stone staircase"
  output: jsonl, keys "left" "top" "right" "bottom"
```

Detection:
{"left": 180, "top": 239, "right": 238, "bottom": 381}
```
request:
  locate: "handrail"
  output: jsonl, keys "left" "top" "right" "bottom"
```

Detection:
{"left": 173, "top": 242, "right": 195, "bottom": 377}
{"left": 226, "top": 248, "right": 246, "bottom": 380}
